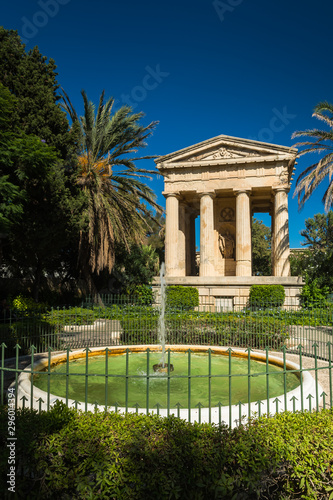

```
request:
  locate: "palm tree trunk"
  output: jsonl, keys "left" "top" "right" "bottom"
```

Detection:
{"left": 32, "top": 258, "right": 42, "bottom": 302}
{"left": 82, "top": 267, "right": 104, "bottom": 307}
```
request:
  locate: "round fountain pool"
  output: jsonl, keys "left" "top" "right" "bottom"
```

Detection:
{"left": 34, "top": 351, "right": 299, "bottom": 408}
{"left": 14, "top": 345, "right": 322, "bottom": 427}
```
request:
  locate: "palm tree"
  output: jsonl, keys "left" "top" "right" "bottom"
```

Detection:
{"left": 292, "top": 101, "right": 333, "bottom": 211}
{"left": 61, "top": 89, "right": 162, "bottom": 297}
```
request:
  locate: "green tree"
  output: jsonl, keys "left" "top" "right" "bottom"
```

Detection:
{"left": 0, "top": 84, "right": 23, "bottom": 237}
{"left": 290, "top": 212, "right": 333, "bottom": 294}
{"left": 0, "top": 28, "right": 83, "bottom": 300}
{"left": 251, "top": 218, "right": 271, "bottom": 276}
{"left": 144, "top": 210, "right": 165, "bottom": 264}
{"left": 292, "top": 101, "right": 333, "bottom": 211}
{"left": 61, "top": 89, "right": 162, "bottom": 297}
{"left": 0, "top": 27, "right": 78, "bottom": 162}
{"left": 2, "top": 133, "right": 82, "bottom": 301}
{"left": 111, "top": 243, "right": 159, "bottom": 293}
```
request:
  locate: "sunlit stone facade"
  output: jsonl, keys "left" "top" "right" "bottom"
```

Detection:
{"left": 154, "top": 135, "right": 303, "bottom": 307}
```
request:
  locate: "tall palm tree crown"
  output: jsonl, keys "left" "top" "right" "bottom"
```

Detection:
{"left": 61, "top": 89, "right": 162, "bottom": 283}
{"left": 292, "top": 101, "right": 333, "bottom": 212}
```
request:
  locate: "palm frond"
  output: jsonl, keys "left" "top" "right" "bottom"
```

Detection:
{"left": 292, "top": 101, "right": 333, "bottom": 211}
{"left": 63, "top": 89, "right": 162, "bottom": 275}
{"left": 313, "top": 101, "right": 333, "bottom": 128}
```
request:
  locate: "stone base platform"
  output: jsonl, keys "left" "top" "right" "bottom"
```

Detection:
{"left": 152, "top": 276, "right": 304, "bottom": 310}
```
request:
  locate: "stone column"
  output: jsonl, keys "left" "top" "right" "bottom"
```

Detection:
{"left": 270, "top": 200, "right": 275, "bottom": 273}
{"left": 235, "top": 189, "right": 252, "bottom": 276}
{"left": 273, "top": 188, "right": 290, "bottom": 276}
{"left": 178, "top": 202, "right": 186, "bottom": 276}
{"left": 165, "top": 193, "right": 180, "bottom": 276}
{"left": 190, "top": 214, "right": 197, "bottom": 275}
{"left": 185, "top": 211, "right": 195, "bottom": 276}
{"left": 199, "top": 192, "right": 215, "bottom": 277}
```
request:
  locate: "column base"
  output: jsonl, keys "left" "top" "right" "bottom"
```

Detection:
{"left": 199, "top": 264, "right": 216, "bottom": 277}
{"left": 236, "top": 261, "right": 252, "bottom": 276}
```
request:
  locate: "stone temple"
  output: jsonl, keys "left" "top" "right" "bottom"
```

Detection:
{"left": 154, "top": 134, "right": 303, "bottom": 309}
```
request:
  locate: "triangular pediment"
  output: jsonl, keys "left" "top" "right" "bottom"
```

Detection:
{"left": 155, "top": 134, "right": 297, "bottom": 169}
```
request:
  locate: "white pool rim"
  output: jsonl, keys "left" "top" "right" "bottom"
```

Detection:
{"left": 13, "top": 345, "right": 322, "bottom": 428}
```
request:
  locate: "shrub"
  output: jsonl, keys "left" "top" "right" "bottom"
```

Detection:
{"left": 45, "top": 307, "right": 96, "bottom": 328}
{"left": 10, "top": 294, "right": 48, "bottom": 313}
{"left": 249, "top": 285, "right": 285, "bottom": 308}
{"left": 121, "top": 313, "right": 159, "bottom": 344}
{"left": 300, "top": 276, "right": 329, "bottom": 307}
{"left": 130, "top": 284, "right": 154, "bottom": 305}
{"left": 0, "top": 317, "right": 57, "bottom": 357}
{"left": 120, "top": 309, "right": 289, "bottom": 349}
{"left": 166, "top": 286, "right": 199, "bottom": 311}
{"left": 1, "top": 404, "right": 333, "bottom": 499}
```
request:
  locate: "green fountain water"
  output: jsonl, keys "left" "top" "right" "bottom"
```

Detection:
{"left": 34, "top": 351, "right": 299, "bottom": 408}
{"left": 33, "top": 264, "right": 300, "bottom": 411}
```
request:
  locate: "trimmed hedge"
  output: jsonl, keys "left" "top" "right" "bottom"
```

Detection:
{"left": 249, "top": 284, "right": 285, "bottom": 307}
{"left": 166, "top": 286, "right": 199, "bottom": 310}
{"left": 120, "top": 310, "right": 288, "bottom": 349}
{"left": 1, "top": 403, "right": 332, "bottom": 499}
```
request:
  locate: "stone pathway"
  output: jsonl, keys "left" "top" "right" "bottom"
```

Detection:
{"left": 269, "top": 351, "right": 332, "bottom": 411}
{"left": 59, "top": 319, "right": 123, "bottom": 348}
{"left": 285, "top": 325, "right": 333, "bottom": 359}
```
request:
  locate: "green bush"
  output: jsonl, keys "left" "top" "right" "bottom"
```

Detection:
{"left": 120, "top": 309, "right": 289, "bottom": 349}
{"left": 1, "top": 404, "right": 333, "bottom": 499}
{"left": 0, "top": 318, "right": 57, "bottom": 357}
{"left": 121, "top": 313, "right": 159, "bottom": 344}
{"left": 166, "top": 286, "right": 199, "bottom": 311}
{"left": 300, "top": 276, "right": 330, "bottom": 307}
{"left": 45, "top": 307, "right": 96, "bottom": 328}
{"left": 249, "top": 284, "right": 285, "bottom": 307}
{"left": 130, "top": 284, "right": 154, "bottom": 305}
{"left": 10, "top": 294, "right": 48, "bottom": 313}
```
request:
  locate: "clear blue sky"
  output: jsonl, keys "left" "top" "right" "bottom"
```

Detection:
{"left": 2, "top": 0, "right": 333, "bottom": 247}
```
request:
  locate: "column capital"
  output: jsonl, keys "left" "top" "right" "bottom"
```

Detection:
{"left": 233, "top": 188, "right": 252, "bottom": 196}
{"left": 272, "top": 186, "right": 290, "bottom": 194}
{"left": 163, "top": 192, "right": 181, "bottom": 199}
{"left": 199, "top": 191, "right": 216, "bottom": 199}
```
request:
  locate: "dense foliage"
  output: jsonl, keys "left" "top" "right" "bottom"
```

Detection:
{"left": 249, "top": 284, "right": 285, "bottom": 307}
{"left": 0, "top": 28, "right": 83, "bottom": 301}
{"left": 0, "top": 27, "right": 162, "bottom": 304}
{"left": 166, "top": 286, "right": 199, "bottom": 311}
{"left": 1, "top": 403, "right": 333, "bottom": 499}
{"left": 2, "top": 297, "right": 333, "bottom": 357}
{"left": 290, "top": 212, "right": 333, "bottom": 294}
{"left": 120, "top": 309, "right": 288, "bottom": 349}
{"left": 0, "top": 28, "right": 77, "bottom": 160}
{"left": 251, "top": 218, "right": 271, "bottom": 276}
{"left": 111, "top": 244, "right": 159, "bottom": 294}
